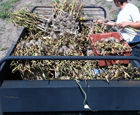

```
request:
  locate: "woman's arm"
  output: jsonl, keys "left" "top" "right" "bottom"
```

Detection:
{"left": 97, "top": 20, "right": 116, "bottom": 26}
{"left": 105, "top": 22, "right": 116, "bottom": 26}
{"left": 118, "top": 21, "right": 140, "bottom": 29}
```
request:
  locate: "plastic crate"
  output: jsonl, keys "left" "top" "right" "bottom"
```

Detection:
{"left": 89, "top": 32, "right": 132, "bottom": 66}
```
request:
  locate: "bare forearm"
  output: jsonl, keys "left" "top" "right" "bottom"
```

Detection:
{"left": 118, "top": 21, "right": 140, "bottom": 29}
{"left": 105, "top": 22, "right": 116, "bottom": 26}
{"left": 128, "top": 21, "right": 140, "bottom": 29}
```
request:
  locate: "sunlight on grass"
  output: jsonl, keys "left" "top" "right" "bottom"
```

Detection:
{"left": 0, "top": 0, "right": 20, "bottom": 19}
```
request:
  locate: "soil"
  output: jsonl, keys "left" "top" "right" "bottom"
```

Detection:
{"left": 0, "top": 0, "right": 139, "bottom": 59}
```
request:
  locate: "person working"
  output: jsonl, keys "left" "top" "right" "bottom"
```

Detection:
{"left": 105, "top": 0, "right": 140, "bottom": 43}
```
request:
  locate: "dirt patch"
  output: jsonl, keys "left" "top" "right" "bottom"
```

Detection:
{"left": 0, "top": 19, "right": 21, "bottom": 59}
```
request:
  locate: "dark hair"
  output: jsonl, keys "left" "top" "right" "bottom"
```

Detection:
{"left": 118, "top": 0, "right": 127, "bottom": 5}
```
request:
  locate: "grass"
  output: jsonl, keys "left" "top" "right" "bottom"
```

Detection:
{"left": 0, "top": 24, "right": 5, "bottom": 32}
{"left": 95, "top": 0, "right": 102, "bottom": 4}
{"left": 106, "top": 5, "right": 112, "bottom": 10}
{"left": 136, "top": 4, "right": 140, "bottom": 11}
{"left": 110, "top": 9, "right": 118, "bottom": 20}
{"left": 0, "top": 0, "right": 20, "bottom": 19}
{"left": 0, "top": 44, "right": 8, "bottom": 51}
{"left": 0, "top": 47, "right": 8, "bottom": 51}
{"left": 112, "top": 12, "right": 117, "bottom": 20}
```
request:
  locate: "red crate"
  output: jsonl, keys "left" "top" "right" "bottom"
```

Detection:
{"left": 89, "top": 32, "right": 132, "bottom": 66}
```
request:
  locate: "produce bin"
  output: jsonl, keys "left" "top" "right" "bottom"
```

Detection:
{"left": 89, "top": 32, "right": 132, "bottom": 66}
{"left": 1, "top": 6, "right": 140, "bottom": 114}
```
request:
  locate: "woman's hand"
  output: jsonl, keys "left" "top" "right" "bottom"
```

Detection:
{"left": 117, "top": 21, "right": 130, "bottom": 28}
{"left": 97, "top": 20, "right": 104, "bottom": 24}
